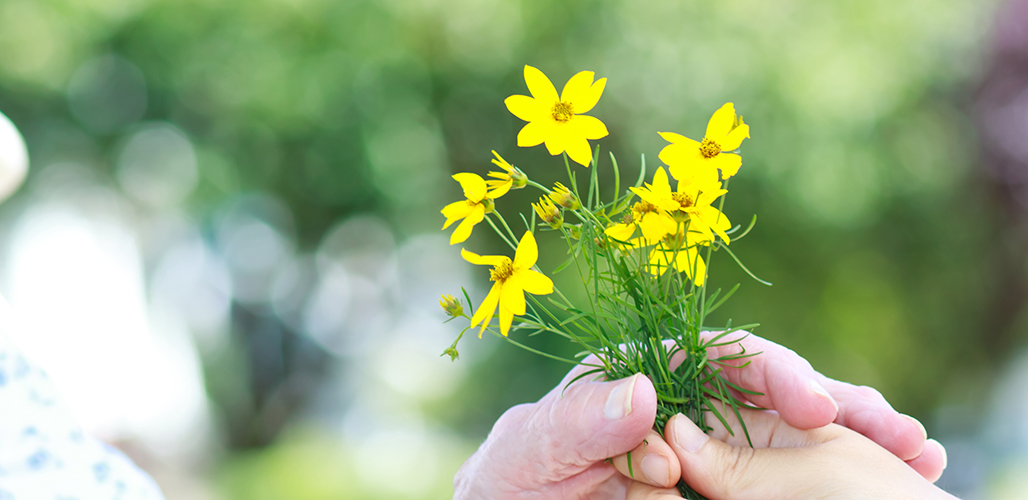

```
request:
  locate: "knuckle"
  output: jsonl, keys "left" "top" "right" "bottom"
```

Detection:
{"left": 855, "top": 385, "right": 884, "bottom": 402}
{"left": 716, "top": 447, "right": 759, "bottom": 497}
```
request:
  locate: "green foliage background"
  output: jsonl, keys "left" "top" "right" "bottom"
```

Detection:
{"left": 0, "top": 0, "right": 1019, "bottom": 497}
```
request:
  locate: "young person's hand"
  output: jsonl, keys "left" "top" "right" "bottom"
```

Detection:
{"left": 452, "top": 332, "right": 944, "bottom": 499}
{"left": 622, "top": 403, "right": 954, "bottom": 499}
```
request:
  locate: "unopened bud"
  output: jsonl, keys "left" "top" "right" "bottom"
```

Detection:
{"left": 533, "top": 197, "right": 563, "bottom": 229}
{"left": 441, "top": 346, "right": 460, "bottom": 361}
{"left": 568, "top": 224, "right": 582, "bottom": 240}
{"left": 439, "top": 294, "right": 463, "bottom": 317}
{"left": 548, "top": 182, "right": 580, "bottom": 210}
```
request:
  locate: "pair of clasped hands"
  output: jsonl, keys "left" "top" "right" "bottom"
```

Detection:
{"left": 454, "top": 332, "right": 956, "bottom": 499}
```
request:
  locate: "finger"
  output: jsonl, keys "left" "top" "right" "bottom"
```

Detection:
{"left": 664, "top": 413, "right": 840, "bottom": 499}
{"left": 626, "top": 481, "right": 681, "bottom": 500}
{"left": 698, "top": 331, "right": 839, "bottom": 429}
{"left": 532, "top": 372, "right": 658, "bottom": 466}
{"left": 612, "top": 431, "right": 681, "bottom": 488}
{"left": 905, "top": 438, "right": 948, "bottom": 483}
{"left": 820, "top": 379, "right": 926, "bottom": 461}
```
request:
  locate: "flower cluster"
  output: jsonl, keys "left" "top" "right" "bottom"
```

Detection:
{"left": 437, "top": 64, "right": 761, "bottom": 500}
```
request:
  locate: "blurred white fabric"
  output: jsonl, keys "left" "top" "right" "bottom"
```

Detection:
{"left": 0, "top": 293, "right": 166, "bottom": 499}
{"left": 0, "top": 111, "right": 28, "bottom": 202}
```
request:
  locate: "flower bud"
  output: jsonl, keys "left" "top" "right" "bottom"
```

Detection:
{"left": 548, "top": 182, "right": 580, "bottom": 210}
{"left": 441, "top": 346, "right": 459, "bottom": 361}
{"left": 568, "top": 224, "right": 582, "bottom": 240}
{"left": 439, "top": 294, "right": 463, "bottom": 317}
{"left": 510, "top": 166, "right": 529, "bottom": 189}
{"left": 533, "top": 197, "right": 563, "bottom": 229}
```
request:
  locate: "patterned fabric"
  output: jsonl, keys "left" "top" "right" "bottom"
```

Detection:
{"left": 0, "top": 325, "right": 165, "bottom": 499}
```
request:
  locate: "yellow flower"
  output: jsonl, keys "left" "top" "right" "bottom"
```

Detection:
{"left": 606, "top": 167, "right": 680, "bottom": 243}
{"left": 671, "top": 172, "right": 731, "bottom": 245}
{"left": 504, "top": 65, "right": 609, "bottom": 167}
{"left": 548, "top": 182, "right": 580, "bottom": 210}
{"left": 486, "top": 151, "right": 527, "bottom": 198}
{"left": 659, "top": 103, "right": 750, "bottom": 182}
{"left": 646, "top": 225, "right": 710, "bottom": 285}
{"left": 462, "top": 231, "right": 553, "bottom": 337}
{"left": 441, "top": 173, "right": 496, "bottom": 245}
{"left": 439, "top": 294, "right": 463, "bottom": 317}
{"left": 533, "top": 196, "right": 563, "bottom": 229}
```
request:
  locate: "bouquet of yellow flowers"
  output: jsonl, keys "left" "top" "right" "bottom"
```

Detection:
{"left": 439, "top": 65, "right": 767, "bottom": 499}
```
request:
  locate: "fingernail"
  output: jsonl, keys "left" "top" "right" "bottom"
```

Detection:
{"left": 640, "top": 454, "right": 670, "bottom": 486}
{"left": 809, "top": 379, "right": 838, "bottom": 413}
{"left": 928, "top": 438, "right": 947, "bottom": 469}
{"left": 604, "top": 374, "right": 636, "bottom": 420}
{"left": 672, "top": 414, "right": 709, "bottom": 453}
{"left": 902, "top": 414, "right": 928, "bottom": 440}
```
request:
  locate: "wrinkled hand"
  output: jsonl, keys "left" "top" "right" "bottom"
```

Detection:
{"left": 624, "top": 404, "right": 955, "bottom": 499}
{"left": 453, "top": 332, "right": 944, "bottom": 499}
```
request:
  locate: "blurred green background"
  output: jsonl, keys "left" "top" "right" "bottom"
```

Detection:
{"left": 1, "top": 0, "right": 1025, "bottom": 498}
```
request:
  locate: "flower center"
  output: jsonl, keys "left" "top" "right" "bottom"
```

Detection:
{"left": 551, "top": 101, "right": 574, "bottom": 123}
{"left": 633, "top": 201, "right": 658, "bottom": 216}
{"left": 699, "top": 138, "right": 721, "bottom": 159}
{"left": 672, "top": 192, "right": 693, "bottom": 208}
{"left": 489, "top": 258, "right": 515, "bottom": 283}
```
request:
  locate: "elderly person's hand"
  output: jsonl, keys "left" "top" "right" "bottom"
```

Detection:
{"left": 623, "top": 402, "right": 954, "bottom": 500}
{"left": 453, "top": 332, "right": 945, "bottom": 499}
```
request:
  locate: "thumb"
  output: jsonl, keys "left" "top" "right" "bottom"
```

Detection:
{"left": 664, "top": 414, "right": 835, "bottom": 499}
{"left": 531, "top": 372, "right": 657, "bottom": 465}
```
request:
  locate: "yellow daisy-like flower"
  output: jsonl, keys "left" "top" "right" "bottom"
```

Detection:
{"left": 604, "top": 168, "right": 677, "bottom": 243}
{"left": 505, "top": 65, "right": 609, "bottom": 167}
{"left": 645, "top": 224, "right": 710, "bottom": 285}
{"left": 630, "top": 167, "right": 731, "bottom": 245}
{"left": 441, "top": 173, "right": 496, "bottom": 245}
{"left": 659, "top": 103, "right": 750, "bottom": 182}
{"left": 462, "top": 231, "right": 554, "bottom": 337}
{"left": 485, "top": 150, "right": 527, "bottom": 198}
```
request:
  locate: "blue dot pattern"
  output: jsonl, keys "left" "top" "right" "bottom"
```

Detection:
{"left": 0, "top": 328, "right": 165, "bottom": 499}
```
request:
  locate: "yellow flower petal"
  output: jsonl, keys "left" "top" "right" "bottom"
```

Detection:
{"left": 519, "top": 269, "right": 553, "bottom": 295}
{"left": 498, "top": 303, "right": 514, "bottom": 337}
{"left": 524, "top": 65, "right": 559, "bottom": 104}
{"left": 639, "top": 212, "right": 676, "bottom": 242}
{"left": 659, "top": 138, "right": 701, "bottom": 168}
{"left": 543, "top": 132, "right": 568, "bottom": 156}
{"left": 470, "top": 283, "right": 501, "bottom": 336}
{"left": 441, "top": 200, "right": 473, "bottom": 229}
{"left": 712, "top": 153, "right": 742, "bottom": 179}
{"left": 491, "top": 150, "right": 514, "bottom": 173}
{"left": 705, "top": 103, "right": 736, "bottom": 140}
{"left": 564, "top": 136, "right": 594, "bottom": 167}
{"left": 658, "top": 131, "right": 692, "bottom": 144}
{"left": 450, "top": 203, "right": 485, "bottom": 244}
{"left": 518, "top": 121, "right": 551, "bottom": 148}
{"left": 461, "top": 248, "right": 509, "bottom": 266}
{"left": 699, "top": 205, "right": 731, "bottom": 244}
{"left": 513, "top": 230, "right": 538, "bottom": 269}
{"left": 499, "top": 280, "right": 526, "bottom": 316}
{"left": 561, "top": 72, "right": 606, "bottom": 114}
{"left": 674, "top": 246, "right": 707, "bottom": 285}
{"left": 605, "top": 223, "right": 636, "bottom": 242}
{"left": 486, "top": 179, "right": 512, "bottom": 198}
{"left": 453, "top": 173, "right": 487, "bottom": 202}
{"left": 569, "top": 114, "right": 609, "bottom": 141}
{"left": 720, "top": 122, "right": 750, "bottom": 151}
{"left": 505, "top": 94, "right": 546, "bottom": 122}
